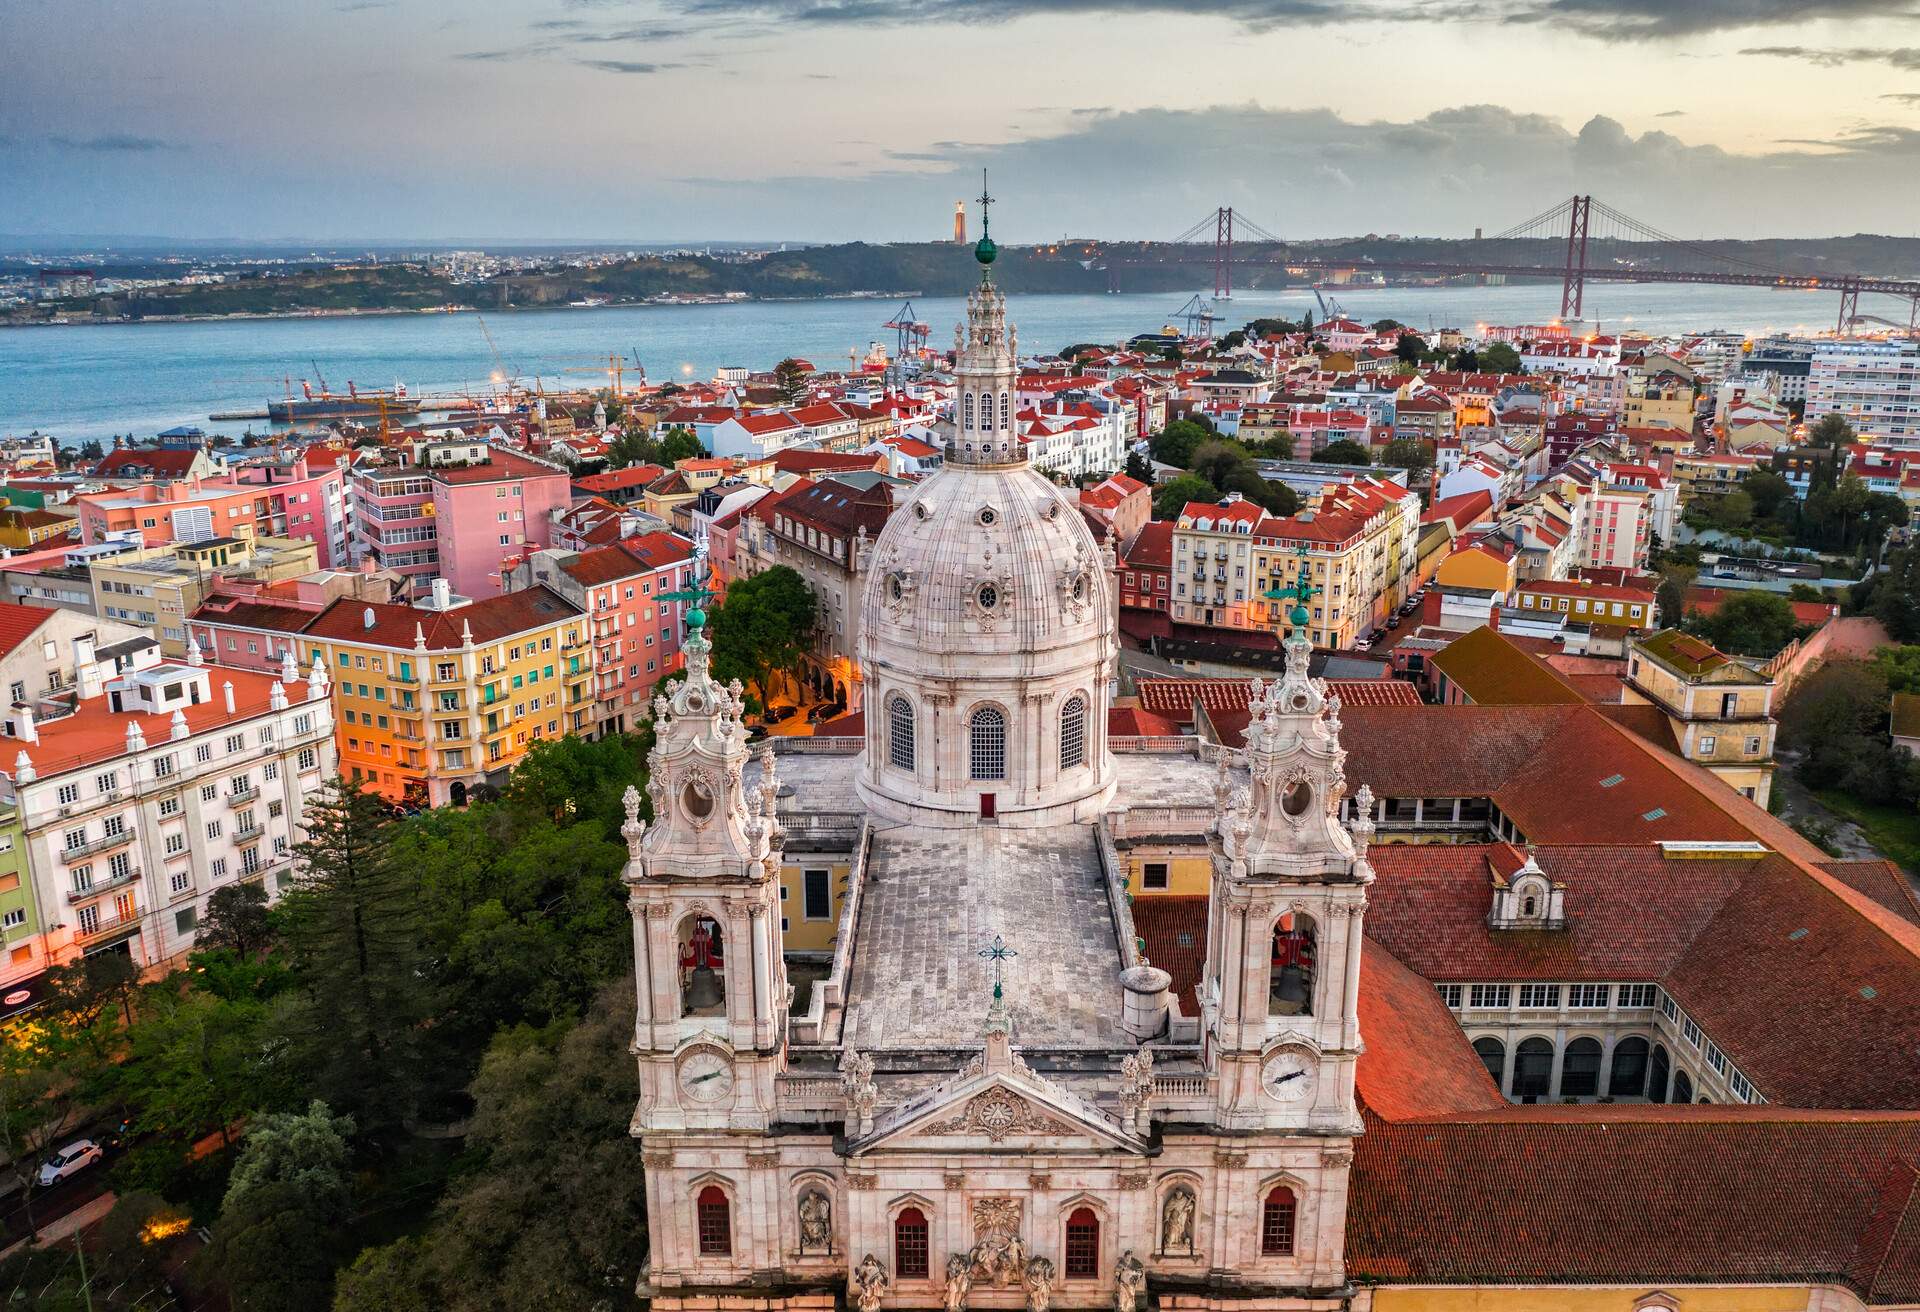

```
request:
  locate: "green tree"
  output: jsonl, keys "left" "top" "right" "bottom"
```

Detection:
{"left": 1742, "top": 469, "right": 1792, "bottom": 522}
{"left": 200, "top": 881, "right": 274, "bottom": 963}
{"left": 658, "top": 426, "right": 704, "bottom": 465}
{"left": 1219, "top": 462, "right": 1298, "bottom": 516}
{"left": 1655, "top": 562, "right": 1696, "bottom": 628}
{"left": 1188, "top": 438, "right": 1252, "bottom": 490}
{"left": 501, "top": 730, "right": 649, "bottom": 833}
{"left": 332, "top": 981, "right": 649, "bottom": 1312}
{"left": 1686, "top": 589, "right": 1801, "bottom": 658}
{"left": 116, "top": 984, "right": 281, "bottom": 1164}
{"left": 709, "top": 565, "right": 817, "bottom": 705}
{"left": 1873, "top": 644, "right": 1920, "bottom": 695}
{"left": 1450, "top": 347, "right": 1480, "bottom": 372}
{"left": 1809, "top": 413, "right": 1855, "bottom": 450}
{"left": 279, "top": 779, "right": 433, "bottom": 1136}
{"left": 201, "top": 1100, "right": 356, "bottom": 1312}
{"left": 0, "top": 1020, "right": 95, "bottom": 1241}
{"left": 1711, "top": 489, "right": 1754, "bottom": 534}
{"left": 1123, "top": 449, "right": 1154, "bottom": 483}
{"left": 1874, "top": 541, "right": 1920, "bottom": 642}
{"left": 1148, "top": 419, "right": 1211, "bottom": 468}
{"left": 606, "top": 429, "right": 661, "bottom": 470}
{"left": 1313, "top": 439, "right": 1372, "bottom": 466}
{"left": 1153, "top": 473, "right": 1218, "bottom": 520}
{"left": 772, "top": 357, "right": 810, "bottom": 404}
{"left": 1394, "top": 333, "right": 1427, "bottom": 364}
{"left": 1480, "top": 342, "right": 1522, "bottom": 372}
{"left": 1380, "top": 437, "right": 1431, "bottom": 475}
{"left": 1370, "top": 318, "right": 1404, "bottom": 333}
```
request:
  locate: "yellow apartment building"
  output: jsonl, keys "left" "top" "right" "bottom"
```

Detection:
{"left": 1623, "top": 628, "right": 1777, "bottom": 806}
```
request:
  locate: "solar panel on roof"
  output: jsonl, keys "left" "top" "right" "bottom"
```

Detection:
{"left": 1599, "top": 773, "right": 1625, "bottom": 788}
{"left": 1641, "top": 807, "right": 1667, "bottom": 821}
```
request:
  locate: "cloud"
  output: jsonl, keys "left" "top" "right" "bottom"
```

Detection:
{"left": 1886, "top": 92, "right": 1920, "bottom": 103}
{"left": 47, "top": 134, "right": 177, "bottom": 152}
{"left": 578, "top": 58, "right": 684, "bottom": 73}
{"left": 1656, "top": 109, "right": 1687, "bottom": 117}
{"left": 660, "top": 0, "right": 1919, "bottom": 39}
{"left": 663, "top": 101, "right": 1920, "bottom": 240}
{"left": 336, "top": 1, "right": 393, "bottom": 10}
{"left": 1742, "top": 44, "right": 1920, "bottom": 70}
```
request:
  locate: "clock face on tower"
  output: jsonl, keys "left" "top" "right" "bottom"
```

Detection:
{"left": 1262, "top": 1049, "right": 1317, "bottom": 1106}
{"left": 677, "top": 1049, "right": 735, "bottom": 1104}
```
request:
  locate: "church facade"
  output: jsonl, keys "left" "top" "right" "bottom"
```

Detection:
{"left": 625, "top": 216, "right": 1372, "bottom": 1312}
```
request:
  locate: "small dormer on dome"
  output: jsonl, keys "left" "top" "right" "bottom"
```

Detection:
{"left": 1489, "top": 847, "right": 1566, "bottom": 930}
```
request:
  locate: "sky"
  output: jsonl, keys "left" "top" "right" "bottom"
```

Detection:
{"left": 4, "top": 0, "right": 1920, "bottom": 243}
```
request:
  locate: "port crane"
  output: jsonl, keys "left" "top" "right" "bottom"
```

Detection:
{"left": 1172, "top": 293, "right": 1218, "bottom": 339}
{"left": 1311, "top": 288, "right": 1349, "bottom": 323}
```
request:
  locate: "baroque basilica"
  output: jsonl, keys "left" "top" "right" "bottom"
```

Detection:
{"left": 621, "top": 210, "right": 1367, "bottom": 1312}
{"left": 621, "top": 201, "right": 1920, "bottom": 1312}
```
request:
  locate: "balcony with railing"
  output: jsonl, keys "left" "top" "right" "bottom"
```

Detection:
{"left": 68, "top": 865, "right": 139, "bottom": 903}
{"left": 226, "top": 785, "right": 260, "bottom": 807}
{"left": 60, "top": 829, "right": 136, "bottom": 863}
{"left": 233, "top": 822, "right": 263, "bottom": 844}
{"left": 75, "top": 904, "right": 144, "bottom": 943}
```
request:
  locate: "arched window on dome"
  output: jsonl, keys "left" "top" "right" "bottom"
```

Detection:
{"left": 963, "top": 393, "right": 975, "bottom": 432}
{"left": 999, "top": 391, "right": 1010, "bottom": 429}
{"left": 1059, "top": 694, "right": 1087, "bottom": 771}
{"left": 970, "top": 706, "right": 1007, "bottom": 781}
{"left": 981, "top": 391, "right": 995, "bottom": 430}
{"left": 888, "top": 695, "right": 915, "bottom": 771}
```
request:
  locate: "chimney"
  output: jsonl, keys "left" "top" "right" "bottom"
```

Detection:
{"left": 431, "top": 577, "right": 451, "bottom": 610}
{"left": 170, "top": 710, "right": 189, "bottom": 741}
{"left": 362, "top": 606, "right": 376, "bottom": 631}
{"left": 222, "top": 681, "right": 236, "bottom": 714}
{"left": 15, "top": 703, "right": 36, "bottom": 744}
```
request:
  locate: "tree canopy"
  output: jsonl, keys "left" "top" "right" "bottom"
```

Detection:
{"left": 709, "top": 566, "right": 818, "bottom": 704}
{"left": 1683, "top": 589, "right": 1803, "bottom": 658}
{"left": 1313, "top": 439, "right": 1372, "bottom": 467}
{"left": 1153, "top": 473, "right": 1218, "bottom": 521}
{"left": 1148, "top": 419, "right": 1212, "bottom": 468}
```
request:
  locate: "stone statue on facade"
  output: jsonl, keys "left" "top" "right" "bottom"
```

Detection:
{"left": 841, "top": 1049, "right": 879, "bottom": 1137}
{"left": 1023, "top": 1255, "right": 1056, "bottom": 1312}
{"left": 799, "top": 1189, "right": 832, "bottom": 1253}
{"left": 852, "top": 1254, "right": 889, "bottom": 1312}
{"left": 1160, "top": 1188, "right": 1195, "bottom": 1253}
{"left": 1113, "top": 1250, "right": 1146, "bottom": 1312}
{"left": 943, "top": 1253, "right": 974, "bottom": 1312}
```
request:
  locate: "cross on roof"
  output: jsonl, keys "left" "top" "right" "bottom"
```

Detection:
{"left": 659, "top": 529, "right": 717, "bottom": 636}
{"left": 1261, "top": 543, "right": 1323, "bottom": 634}
{"left": 979, "top": 933, "right": 1017, "bottom": 1004}
{"left": 976, "top": 169, "right": 993, "bottom": 239}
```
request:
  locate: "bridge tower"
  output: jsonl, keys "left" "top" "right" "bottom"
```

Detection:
{"left": 1560, "top": 194, "right": 1591, "bottom": 322}
{"left": 1215, "top": 206, "right": 1234, "bottom": 300}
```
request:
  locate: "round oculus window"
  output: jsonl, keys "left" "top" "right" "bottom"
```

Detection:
{"left": 978, "top": 506, "right": 998, "bottom": 526}
{"left": 682, "top": 776, "right": 716, "bottom": 819}
{"left": 978, "top": 583, "right": 999, "bottom": 611}
{"left": 1281, "top": 779, "right": 1313, "bottom": 816}
{"left": 1071, "top": 575, "right": 1087, "bottom": 601}
{"left": 888, "top": 574, "right": 904, "bottom": 601}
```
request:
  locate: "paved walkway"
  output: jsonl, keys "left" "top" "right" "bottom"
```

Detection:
{"left": 0, "top": 1191, "right": 115, "bottom": 1260}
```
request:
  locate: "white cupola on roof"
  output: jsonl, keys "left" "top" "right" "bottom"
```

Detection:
{"left": 856, "top": 183, "right": 1117, "bottom": 829}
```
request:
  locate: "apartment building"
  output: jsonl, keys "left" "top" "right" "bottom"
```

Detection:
{"left": 1169, "top": 477, "right": 1420, "bottom": 648}
{"left": 1806, "top": 338, "right": 1920, "bottom": 446}
{"left": 0, "top": 654, "right": 337, "bottom": 981}
{"left": 226, "top": 448, "right": 353, "bottom": 568}
{"left": 91, "top": 535, "right": 319, "bottom": 656}
{"left": 349, "top": 439, "right": 572, "bottom": 600}
{"left": 1623, "top": 628, "right": 1777, "bottom": 806}
{"left": 504, "top": 531, "right": 696, "bottom": 738}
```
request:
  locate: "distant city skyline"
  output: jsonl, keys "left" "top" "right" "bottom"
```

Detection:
{"left": 5, "top": 0, "right": 1920, "bottom": 241}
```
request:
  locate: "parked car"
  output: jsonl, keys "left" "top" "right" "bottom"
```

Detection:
{"left": 38, "top": 1140, "right": 103, "bottom": 1188}
{"left": 764, "top": 704, "right": 799, "bottom": 723}
{"left": 806, "top": 703, "right": 845, "bottom": 724}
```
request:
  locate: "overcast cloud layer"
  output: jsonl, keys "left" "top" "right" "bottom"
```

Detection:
{"left": 3, "top": 0, "right": 1920, "bottom": 240}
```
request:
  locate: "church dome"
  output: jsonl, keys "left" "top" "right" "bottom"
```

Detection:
{"left": 855, "top": 246, "right": 1116, "bottom": 828}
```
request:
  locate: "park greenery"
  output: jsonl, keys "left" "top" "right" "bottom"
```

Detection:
{"left": 0, "top": 738, "right": 662, "bottom": 1310}
{"left": 1783, "top": 658, "right": 1920, "bottom": 813}
{"left": 1145, "top": 419, "right": 1300, "bottom": 520}
{"left": 607, "top": 423, "right": 702, "bottom": 472}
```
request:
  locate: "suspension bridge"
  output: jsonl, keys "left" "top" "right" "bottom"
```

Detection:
{"left": 1097, "top": 196, "right": 1920, "bottom": 333}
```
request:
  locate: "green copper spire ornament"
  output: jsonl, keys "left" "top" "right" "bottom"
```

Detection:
{"left": 660, "top": 530, "right": 719, "bottom": 639}
{"left": 1261, "top": 544, "right": 1324, "bottom": 639}
{"left": 972, "top": 169, "right": 997, "bottom": 269}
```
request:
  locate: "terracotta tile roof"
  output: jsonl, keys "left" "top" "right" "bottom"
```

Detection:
{"left": 0, "top": 602, "right": 53, "bottom": 661}
{"left": 1347, "top": 1111, "right": 1920, "bottom": 1298}
{"left": 1422, "top": 490, "right": 1493, "bottom": 531}
{"left": 1429, "top": 626, "right": 1586, "bottom": 706}
{"left": 427, "top": 446, "right": 568, "bottom": 486}
{"left": 1688, "top": 585, "right": 1837, "bottom": 629}
{"left": 1355, "top": 937, "right": 1505, "bottom": 1121}
{"left": 5, "top": 666, "right": 300, "bottom": 777}
{"left": 1119, "top": 521, "right": 1173, "bottom": 570}
{"left": 558, "top": 539, "right": 684, "bottom": 587}
{"left": 621, "top": 530, "right": 696, "bottom": 571}
{"left": 1131, "top": 896, "right": 1208, "bottom": 1012}
{"left": 1819, "top": 860, "right": 1920, "bottom": 926}
{"left": 90, "top": 448, "right": 203, "bottom": 478}
{"left": 1594, "top": 700, "right": 1677, "bottom": 748}
{"left": 573, "top": 464, "right": 666, "bottom": 494}
{"left": 1107, "top": 706, "right": 1180, "bottom": 737}
{"left": 302, "top": 586, "right": 582, "bottom": 649}
{"left": 768, "top": 449, "right": 884, "bottom": 476}
{"left": 1135, "top": 676, "right": 1421, "bottom": 724}
{"left": 191, "top": 595, "right": 324, "bottom": 635}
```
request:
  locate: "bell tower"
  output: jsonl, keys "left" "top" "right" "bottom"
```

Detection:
{"left": 625, "top": 536, "right": 789, "bottom": 1133}
{"left": 1201, "top": 628, "right": 1372, "bottom": 1135}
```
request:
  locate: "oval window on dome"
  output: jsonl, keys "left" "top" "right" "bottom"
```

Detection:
{"left": 1281, "top": 779, "right": 1313, "bottom": 816}
{"left": 913, "top": 502, "right": 931, "bottom": 521}
{"left": 978, "top": 583, "right": 999, "bottom": 611}
{"left": 1071, "top": 575, "right": 1087, "bottom": 602}
{"left": 682, "top": 776, "right": 716, "bottom": 820}
{"left": 978, "top": 506, "right": 998, "bottom": 527}
{"left": 888, "top": 574, "right": 904, "bottom": 602}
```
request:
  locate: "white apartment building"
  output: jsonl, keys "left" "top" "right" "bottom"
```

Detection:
{"left": 0, "top": 650, "right": 336, "bottom": 977}
{"left": 1807, "top": 338, "right": 1920, "bottom": 445}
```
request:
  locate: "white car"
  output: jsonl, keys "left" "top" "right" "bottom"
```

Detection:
{"left": 37, "top": 1140, "right": 102, "bottom": 1188}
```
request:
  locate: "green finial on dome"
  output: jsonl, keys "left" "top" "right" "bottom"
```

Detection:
{"left": 973, "top": 169, "right": 997, "bottom": 269}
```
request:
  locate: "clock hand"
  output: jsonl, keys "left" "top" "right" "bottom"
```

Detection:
{"left": 689, "top": 1070, "right": 726, "bottom": 1084}
{"left": 1268, "top": 1070, "right": 1304, "bottom": 1086}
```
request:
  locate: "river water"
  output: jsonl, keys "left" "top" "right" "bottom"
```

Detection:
{"left": 0, "top": 282, "right": 1862, "bottom": 445}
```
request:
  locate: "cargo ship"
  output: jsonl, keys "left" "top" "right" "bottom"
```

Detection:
{"left": 267, "top": 380, "right": 423, "bottom": 423}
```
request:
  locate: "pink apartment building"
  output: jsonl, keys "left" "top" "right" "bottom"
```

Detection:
{"left": 73, "top": 454, "right": 351, "bottom": 568}
{"left": 351, "top": 441, "right": 572, "bottom": 600}
{"left": 227, "top": 449, "right": 352, "bottom": 568}
{"left": 504, "top": 530, "right": 695, "bottom": 737}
